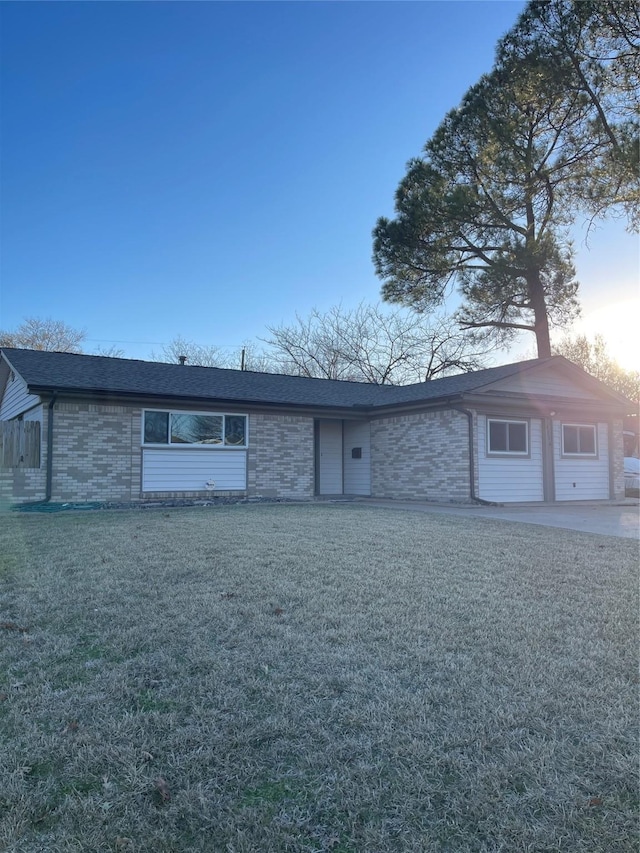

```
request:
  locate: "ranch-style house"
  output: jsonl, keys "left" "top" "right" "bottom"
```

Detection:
{"left": 0, "top": 347, "right": 632, "bottom": 505}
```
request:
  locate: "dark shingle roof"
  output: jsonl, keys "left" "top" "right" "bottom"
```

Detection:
{"left": 0, "top": 347, "right": 572, "bottom": 411}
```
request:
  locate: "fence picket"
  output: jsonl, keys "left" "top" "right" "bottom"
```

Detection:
{"left": 0, "top": 421, "right": 41, "bottom": 468}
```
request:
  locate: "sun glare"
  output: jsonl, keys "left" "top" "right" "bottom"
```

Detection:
{"left": 577, "top": 298, "right": 640, "bottom": 373}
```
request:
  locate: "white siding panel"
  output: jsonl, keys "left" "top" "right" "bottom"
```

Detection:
{"left": 553, "top": 421, "right": 609, "bottom": 500}
{"left": 0, "top": 372, "right": 40, "bottom": 419}
{"left": 477, "top": 416, "right": 544, "bottom": 502}
{"left": 23, "top": 405, "right": 43, "bottom": 425}
{"left": 343, "top": 421, "right": 371, "bottom": 496}
{"left": 487, "top": 369, "right": 597, "bottom": 399}
{"left": 142, "top": 449, "right": 246, "bottom": 491}
{"left": 318, "top": 420, "right": 343, "bottom": 494}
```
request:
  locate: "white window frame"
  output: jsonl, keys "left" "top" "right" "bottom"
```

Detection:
{"left": 561, "top": 423, "right": 597, "bottom": 457}
{"left": 487, "top": 418, "right": 529, "bottom": 456}
{"left": 142, "top": 409, "right": 249, "bottom": 449}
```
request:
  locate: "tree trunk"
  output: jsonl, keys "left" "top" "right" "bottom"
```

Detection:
{"left": 523, "top": 181, "right": 551, "bottom": 358}
{"left": 527, "top": 271, "right": 551, "bottom": 358}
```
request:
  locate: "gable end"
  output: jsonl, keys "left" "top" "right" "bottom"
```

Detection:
{"left": 476, "top": 359, "right": 628, "bottom": 405}
{"left": 0, "top": 355, "right": 42, "bottom": 419}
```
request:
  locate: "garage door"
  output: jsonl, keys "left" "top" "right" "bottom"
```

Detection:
{"left": 553, "top": 421, "right": 609, "bottom": 500}
{"left": 477, "top": 415, "right": 544, "bottom": 502}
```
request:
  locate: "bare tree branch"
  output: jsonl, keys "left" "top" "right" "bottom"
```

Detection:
{"left": 0, "top": 317, "right": 87, "bottom": 353}
{"left": 264, "top": 303, "right": 494, "bottom": 384}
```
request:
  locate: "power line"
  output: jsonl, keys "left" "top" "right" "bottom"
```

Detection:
{"left": 84, "top": 337, "right": 251, "bottom": 348}
{"left": 84, "top": 338, "right": 167, "bottom": 346}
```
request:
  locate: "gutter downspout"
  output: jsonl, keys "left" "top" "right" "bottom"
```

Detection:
{"left": 45, "top": 392, "right": 58, "bottom": 502}
{"left": 450, "top": 404, "right": 498, "bottom": 506}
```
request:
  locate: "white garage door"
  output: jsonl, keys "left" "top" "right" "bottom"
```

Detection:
{"left": 553, "top": 421, "right": 609, "bottom": 500}
{"left": 477, "top": 416, "right": 544, "bottom": 502}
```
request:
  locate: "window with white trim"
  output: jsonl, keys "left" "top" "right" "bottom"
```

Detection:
{"left": 487, "top": 419, "right": 528, "bottom": 455}
{"left": 143, "top": 411, "right": 247, "bottom": 447}
{"left": 562, "top": 423, "right": 596, "bottom": 456}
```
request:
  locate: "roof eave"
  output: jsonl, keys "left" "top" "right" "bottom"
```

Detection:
{"left": 462, "top": 391, "right": 632, "bottom": 417}
{"left": 367, "top": 394, "right": 465, "bottom": 415}
{"left": 30, "top": 386, "right": 380, "bottom": 417}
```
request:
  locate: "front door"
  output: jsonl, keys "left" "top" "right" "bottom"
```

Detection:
{"left": 317, "top": 420, "right": 343, "bottom": 494}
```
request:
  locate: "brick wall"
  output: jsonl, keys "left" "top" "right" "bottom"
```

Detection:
{"left": 0, "top": 403, "right": 627, "bottom": 506}
{"left": 4, "top": 405, "right": 316, "bottom": 504}
{"left": 0, "top": 471, "right": 11, "bottom": 507}
{"left": 49, "top": 402, "right": 140, "bottom": 502}
{"left": 371, "top": 408, "right": 471, "bottom": 502}
{"left": 247, "top": 413, "right": 314, "bottom": 499}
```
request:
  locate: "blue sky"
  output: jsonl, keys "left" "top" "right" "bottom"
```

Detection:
{"left": 1, "top": 1, "right": 637, "bottom": 368}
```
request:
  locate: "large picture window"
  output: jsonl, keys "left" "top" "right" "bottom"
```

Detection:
{"left": 488, "top": 419, "right": 528, "bottom": 455}
{"left": 143, "top": 410, "right": 247, "bottom": 447}
{"left": 562, "top": 424, "right": 596, "bottom": 456}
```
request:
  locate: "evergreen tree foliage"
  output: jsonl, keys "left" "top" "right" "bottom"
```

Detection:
{"left": 374, "top": 1, "right": 638, "bottom": 357}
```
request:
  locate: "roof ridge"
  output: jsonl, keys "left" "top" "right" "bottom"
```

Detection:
{"left": 1, "top": 347, "right": 631, "bottom": 411}
{"left": 0, "top": 346, "right": 550, "bottom": 389}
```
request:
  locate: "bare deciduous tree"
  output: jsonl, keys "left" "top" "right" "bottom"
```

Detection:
{"left": 264, "top": 303, "right": 492, "bottom": 384}
{"left": 0, "top": 317, "right": 87, "bottom": 352}
{"left": 152, "top": 336, "right": 273, "bottom": 372}
{"left": 151, "top": 336, "right": 228, "bottom": 368}
{"left": 553, "top": 333, "right": 639, "bottom": 401}
{"left": 92, "top": 344, "right": 125, "bottom": 358}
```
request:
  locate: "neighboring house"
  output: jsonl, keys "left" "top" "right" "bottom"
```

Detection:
{"left": 0, "top": 347, "right": 632, "bottom": 505}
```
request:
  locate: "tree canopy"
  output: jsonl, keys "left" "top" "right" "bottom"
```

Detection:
{"left": 373, "top": 0, "right": 639, "bottom": 358}
{"left": 157, "top": 304, "right": 492, "bottom": 384}
{"left": 0, "top": 317, "right": 87, "bottom": 352}
{"left": 554, "top": 333, "right": 639, "bottom": 401}
{"left": 264, "top": 303, "right": 491, "bottom": 384}
{"left": 0, "top": 317, "right": 124, "bottom": 357}
{"left": 500, "top": 0, "right": 639, "bottom": 227}
{"left": 151, "top": 337, "right": 272, "bottom": 372}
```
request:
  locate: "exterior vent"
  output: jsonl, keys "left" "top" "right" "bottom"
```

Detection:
{"left": 178, "top": 355, "right": 187, "bottom": 366}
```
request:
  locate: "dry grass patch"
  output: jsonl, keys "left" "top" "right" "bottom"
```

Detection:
{"left": 0, "top": 503, "right": 638, "bottom": 852}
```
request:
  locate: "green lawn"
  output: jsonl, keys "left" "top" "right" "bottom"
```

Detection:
{"left": 1, "top": 504, "right": 638, "bottom": 852}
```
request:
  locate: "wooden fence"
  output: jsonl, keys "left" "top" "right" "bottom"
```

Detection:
{"left": 0, "top": 420, "right": 41, "bottom": 468}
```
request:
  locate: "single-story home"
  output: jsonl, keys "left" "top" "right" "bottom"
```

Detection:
{"left": 0, "top": 346, "right": 633, "bottom": 505}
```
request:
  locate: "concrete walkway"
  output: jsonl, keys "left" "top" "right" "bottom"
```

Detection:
{"left": 349, "top": 498, "right": 640, "bottom": 540}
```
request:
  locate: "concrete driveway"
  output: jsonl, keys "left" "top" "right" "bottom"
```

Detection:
{"left": 355, "top": 498, "right": 640, "bottom": 539}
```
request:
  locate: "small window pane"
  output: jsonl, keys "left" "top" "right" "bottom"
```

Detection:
{"left": 563, "top": 426, "right": 579, "bottom": 454}
{"left": 144, "top": 411, "right": 169, "bottom": 444}
{"left": 508, "top": 422, "right": 527, "bottom": 453}
{"left": 171, "top": 414, "right": 222, "bottom": 444}
{"left": 224, "top": 415, "right": 246, "bottom": 446}
{"left": 489, "top": 421, "right": 507, "bottom": 452}
{"left": 579, "top": 427, "right": 595, "bottom": 454}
